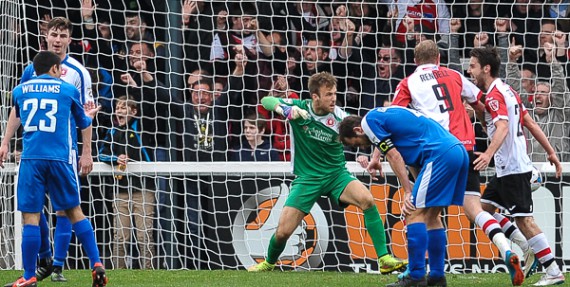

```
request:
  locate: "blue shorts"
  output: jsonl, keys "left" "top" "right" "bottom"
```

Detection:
{"left": 17, "top": 159, "right": 80, "bottom": 213}
{"left": 412, "top": 144, "right": 469, "bottom": 208}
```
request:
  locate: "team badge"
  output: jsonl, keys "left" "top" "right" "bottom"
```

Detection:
{"left": 326, "top": 116, "right": 335, "bottom": 127}
{"left": 488, "top": 100, "right": 500, "bottom": 112}
{"left": 61, "top": 67, "right": 68, "bottom": 76}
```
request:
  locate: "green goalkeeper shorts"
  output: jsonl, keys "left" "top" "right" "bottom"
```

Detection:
{"left": 285, "top": 169, "right": 357, "bottom": 214}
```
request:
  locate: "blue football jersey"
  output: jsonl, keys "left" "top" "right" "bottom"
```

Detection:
{"left": 362, "top": 106, "right": 461, "bottom": 167}
{"left": 12, "top": 74, "right": 92, "bottom": 163}
{"left": 21, "top": 56, "right": 93, "bottom": 152}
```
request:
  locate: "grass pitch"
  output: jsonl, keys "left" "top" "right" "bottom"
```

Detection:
{"left": 0, "top": 270, "right": 555, "bottom": 286}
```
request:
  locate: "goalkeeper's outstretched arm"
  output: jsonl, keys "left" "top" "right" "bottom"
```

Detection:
{"left": 261, "top": 96, "right": 309, "bottom": 120}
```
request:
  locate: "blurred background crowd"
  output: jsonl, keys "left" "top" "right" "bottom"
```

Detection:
{"left": 8, "top": 0, "right": 570, "bottom": 163}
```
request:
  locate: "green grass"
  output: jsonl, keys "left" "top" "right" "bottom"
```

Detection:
{"left": 0, "top": 270, "right": 554, "bottom": 287}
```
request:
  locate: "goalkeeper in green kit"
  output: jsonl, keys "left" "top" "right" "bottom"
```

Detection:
{"left": 248, "top": 72, "right": 408, "bottom": 273}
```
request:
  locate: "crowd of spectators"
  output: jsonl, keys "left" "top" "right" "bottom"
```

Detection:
{"left": 15, "top": 0, "right": 570, "bottom": 164}
{"left": 8, "top": 0, "right": 570, "bottom": 270}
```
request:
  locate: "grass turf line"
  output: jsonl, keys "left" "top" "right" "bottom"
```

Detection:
{"left": 0, "top": 270, "right": 552, "bottom": 287}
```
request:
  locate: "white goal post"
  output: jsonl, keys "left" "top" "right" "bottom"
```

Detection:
{"left": 1, "top": 162, "right": 569, "bottom": 273}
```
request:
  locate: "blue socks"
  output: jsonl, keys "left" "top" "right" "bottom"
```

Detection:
{"left": 428, "top": 228, "right": 446, "bottom": 279}
{"left": 72, "top": 219, "right": 101, "bottom": 268}
{"left": 407, "top": 223, "right": 428, "bottom": 280}
{"left": 53, "top": 216, "right": 72, "bottom": 268}
{"left": 22, "top": 225, "right": 41, "bottom": 280}
{"left": 38, "top": 213, "right": 52, "bottom": 259}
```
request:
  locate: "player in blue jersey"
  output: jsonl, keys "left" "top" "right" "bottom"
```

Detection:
{"left": 0, "top": 17, "right": 95, "bottom": 283}
{"left": 0, "top": 51, "right": 107, "bottom": 287}
{"left": 338, "top": 106, "right": 469, "bottom": 287}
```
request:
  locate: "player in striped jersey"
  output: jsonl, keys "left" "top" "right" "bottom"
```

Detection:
{"left": 392, "top": 40, "right": 522, "bottom": 286}
{"left": 0, "top": 51, "right": 106, "bottom": 287}
{"left": 469, "top": 46, "right": 564, "bottom": 286}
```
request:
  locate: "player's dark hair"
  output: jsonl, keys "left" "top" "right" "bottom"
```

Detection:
{"left": 308, "top": 72, "right": 337, "bottom": 97}
{"left": 33, "top": 51, "right": 61, "bottom": 76}
{"left": 470, "top": 46, "right": 501, "bottom": 78}
{"left": 47, "top": 17, "right": 73, "bottom": 35}
{"left": 338, "top": 115, "right": 363, "bottom": 143}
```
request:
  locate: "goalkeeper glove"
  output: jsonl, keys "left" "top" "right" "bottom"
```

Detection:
{"left": 275, "top": 105, "right": 310, "bottom": 120}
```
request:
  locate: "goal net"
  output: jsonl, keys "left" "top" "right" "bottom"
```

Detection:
{"left": 0, "top": 0, "right": 569, "bottom": 273}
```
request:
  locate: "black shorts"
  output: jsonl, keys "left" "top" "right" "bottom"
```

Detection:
{"left": 481, "top": 171, "right": 533, "bottom": 217}
{"left": 465, "top": 151, "right": 481, "bottom": 196}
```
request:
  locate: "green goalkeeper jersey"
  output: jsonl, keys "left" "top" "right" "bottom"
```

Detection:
{"left": 262, "top": 97, "right": 349, "bottom": 178}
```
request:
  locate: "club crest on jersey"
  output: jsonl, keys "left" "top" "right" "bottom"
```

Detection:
{"left": 488, "top": 100, "right": 500, "bottom": 111}
{"left": 61, "top": 67, "right": 68, "bottom": 76}
{"left": 326, "top": 116, "right": 335, "bottom": 127}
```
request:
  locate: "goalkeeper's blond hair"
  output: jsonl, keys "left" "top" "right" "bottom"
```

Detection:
{"left": 308, "top": 72, "right": 337, "bottom": 97}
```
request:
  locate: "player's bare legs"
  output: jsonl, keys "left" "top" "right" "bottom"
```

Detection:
{"left": 247, "top": 206, "right": 305, "bottom": 272}
{"left": 339, "top": 180, "right": 407, "bottom": 274}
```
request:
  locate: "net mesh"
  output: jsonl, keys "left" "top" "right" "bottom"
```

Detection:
{"left": 0, "top": 0, "right": 569, "bottom": 272}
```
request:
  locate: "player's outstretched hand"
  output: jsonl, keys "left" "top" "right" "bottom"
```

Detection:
{"left": 276, "top": 105, "right": 309, "bottom": 120}
{"left": 473, "top": 151, "right": 491, "bottom": 171}
{"left": 84, "top": 102, "right": 102, "bottom": 119}
{"left": 366, "top": 159, "right": 383, "bottom": 181}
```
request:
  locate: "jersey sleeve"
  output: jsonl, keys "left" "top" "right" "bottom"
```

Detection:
{"left": 513, "top": 87, "right": 529, "bottom": 118}
{"left": 79, "top": 67, "right": 94, "bottom": 104}
{"left": 460, "top": 74, "right": 482, "bottom": 104}
{"left": 70, "top": 87, "right": 92, "bottom": 129}
{"left": 278, "top": 98, "right": 304, "bottom": 107}
{"left": 361, "top": 112, "right": 390, "bottom": 145}
{"left": 392, "top": 78, "right": 412, "bottom": 107}
{"left": 485, "top": 91, "right": 509, "bottom": 124}
{"left": 12, "top": 88, "right": 20, "bottom": 118}
{"left": 520, "top": 102, "right": 528, "bottom": 117}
